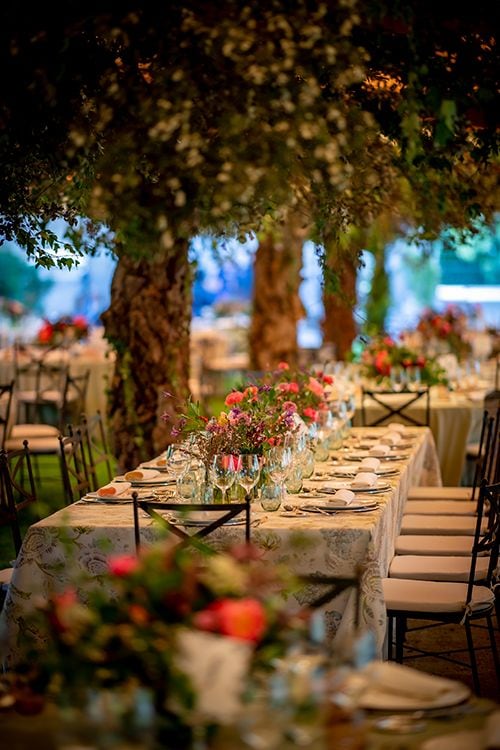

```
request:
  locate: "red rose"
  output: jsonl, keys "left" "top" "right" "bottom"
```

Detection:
{"left": 303, "top": 407, "right": 318, "bottom": 421}
{"left": 277, "top": 362, "right": 289, "bottom": 370}
{"left": 194, "top": 598, "right": 267, "bottom": 643}
{"left": 225, "top": 391, "right": 244, "bottom": 406}
{"left": 108, "top": 554, "right": 140, "bottom": 577}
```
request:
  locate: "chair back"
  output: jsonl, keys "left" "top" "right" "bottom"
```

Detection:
{"left": 0, "top": 446, "right": 35, "bottom": 557}
{"left": 1, "top": 441, "right": 38, "bottom": 515}
{"left": 74, "top": 412, "right": 115, "bottom": 491}
{"left": 361, "top": 387, "right": 431, "bottom": 428}
{"left": 58, "top": 430, "right": 92, "bottom": 504}
{"left": 466, "top": 480, "right": 500, "bottom": 608}
{"left": 60, "top": 370, "right": 90, "bottom": 428}
{"left": 0, "top": 381, "right": 15, "bottom": 450}
{"left": 14, "top": 357, "right": 69, "bottom": 425}
{"left": 133, "top": 495, "right": 251, "bottom": 552}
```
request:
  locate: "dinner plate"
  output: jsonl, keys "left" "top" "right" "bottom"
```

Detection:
{"left": 166, "top": 515, "right": 247, "bottom": 528}
{"left": 328, "top": 465, "right": 399, "bottom": 478}
{"left": 419, "top": 730, "right": 483, "bottom": 750}
{"left": 320, "top": 479, "right": 391, "bottom": 493}
{"left": 115, "top": 474, "right": 176, "bottom": 487}
{"left": 359, "top": 681, "right": 471, "bottom": 711}
{"left": 344, "top": 453, "right": 409, "bottom": 462}
{"left": 300, "top": 501, "right": 378, "bottom": 513}
{"left": 139, "top": 461, "right": 170, "bottom": 473}
{"left": 80, "top": 490, "right": 155, "bottom": 504}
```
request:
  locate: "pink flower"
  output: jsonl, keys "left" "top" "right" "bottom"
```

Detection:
{"left": 277, "top": 362, "right": 289, "bottom": 370}
{"left": 282, "top": 401, "right": 297, "bottom": 413}
{"left": 108, "top": 554, "right": 140, "bottom": 577}
{"left": 225, "top": 391, "right": 244, "bottom": 406}
{"left": 322, "top": 375, "right": 334, "bottom": 385}
{"left": 243, "top": 386, "right": 258, "bottom": 399}
{"left": 194, "top": 598, "right": 267, "bottom": 642}
{"left": 307, "top": 377, "right": 324, "bottom": 397}
{"left": 277, "top": 382, "right": 299, "bottom": 394}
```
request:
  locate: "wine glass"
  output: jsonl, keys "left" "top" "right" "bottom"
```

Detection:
{"left": 236, "top": 454, "right": 261, "bottom": 501}
{"left": 168, "top": 448, "right": 190, "bottom": 496}
{"left": 266, "top": 446, "right": 292, "bottom": 500}
{"left": 209, "top": 454, "right": 236, "bottom": 504}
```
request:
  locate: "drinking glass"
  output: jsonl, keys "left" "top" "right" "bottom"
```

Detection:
{"left": 177, "top": 467, "right": 200, "bottom": 501}
{"left": 236, "top": 454, "right": 261, "bottom": 501}
{"left": 266, "top": 446, "right": 292, "bottom": 502}
{"left": 298, "top": 447, "right": 315, "bottom": 479}
{"left": 285, "top": 465, "right": 303, "bottom": 494}
{"left": 390, "top": 366, "right": 406, "bottom": 392}
{"left": 260, "top": 480, "right": 282, "bottom": 512}
{"left": 209, "top": 454, "right": 236, "bottom": 504}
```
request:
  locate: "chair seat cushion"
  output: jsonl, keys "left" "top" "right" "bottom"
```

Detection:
{"left": 16, "top": 390, "right": 63, "bottom": 406}
{"left": 403, "top": 500, "right": 477, "bottom": 516}
{"left": 382, "top": 578, "right": 494, "bottom": 614}
{"left": 388, "top": 554, "right": 490, "bottom": 582}
{"left": 4, "top": 436, "right": 60, "bottom": 453}
{"left": 0, "top": 567, "right": 13, "bottom": 585}
{"left": 465, "top": 442, "right": 480, "bottom": 459}
{"left": 399, "top": 514, "right": 484, "bottom": 536}
{"left": 11, "top": 424, "right": 59, "bottom": 438}
{"left": 395, "top": 535, "right": 475, "bottom": 556}
{"left": 407, "top": 486, "right": 472, "bottom": 501}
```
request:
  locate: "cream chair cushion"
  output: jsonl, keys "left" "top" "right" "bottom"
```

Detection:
{"left": 4, "top": 436, "right": 61, "bottom": 453}
{"left": 10, "top": 424, "right": 59, "bottom": 438}
{"left": 395, "top": 535, "right": 475, "bottom": 556}
{"left": 400, "top": 514, "right": 485, "bottom": 536}
{"left": 407, "top": 486, "right": 473, "bottom": 501}
{"left": 388, "top": 554, "right": 490, "bottom": 582}
{"left": 403, "top": 500, "right": 477, "bottom": 516}
{"left": 382, "top": 578, "right": 494, "bottom": 614}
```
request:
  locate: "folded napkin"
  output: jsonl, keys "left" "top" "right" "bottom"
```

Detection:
{"left": 124, "top": 468, "right": 162, "bottom": 481}
{"left": 368, "top": 443, "right": 390, "bottom": 456}
{"left": 387, "top": 422, "right": 407, "bottom": 434}
{"left": 380, "top": 431, "right": 402, "bottom": 446}
{"left": 319, "top": 488, "right": 354, "bottom": 504}
{"left": 359, "top": 457, "right": 380, "bottom": 472}
{"left": 97, "top": 481, "right": 132, "bottom": 498}
{"left": 351, "top": 472, "right": 377, "bottom": 489}
{"left": 361, "top": 661, "right": 457, "bottom": 701}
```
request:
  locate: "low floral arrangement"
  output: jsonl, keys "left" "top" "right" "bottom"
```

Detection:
{"left": 360, "top": 336, "right": 448, "bottom": 387}
{"left": 416, "top": 305, "right": 472, "bottom": 361}
{"left": 167, "top": 362, "right": 332, "bottom": 466}
{"left": 23, "top": 541, "right": 305, "bottom": 743}
{"left": 37, "top": 315, "right": 89, "bottom": 346}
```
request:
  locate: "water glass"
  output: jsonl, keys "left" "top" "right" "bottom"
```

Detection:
{"left": 209, "top": 454, "right": 236, "bottom": 504}
{"left": 177, "top": 468, "right": 200, "bottom": 501}
{"left": 298, "top": 448, "right": 315, "bottom": 479}
{"left": 236, "top": 454, "right": 261, "bottom": 500}
{"left": 285, "top": 465, "right": 303, "bottom": 494}
{"left": 260, "top": 481, "right": 282, "bottom": 512}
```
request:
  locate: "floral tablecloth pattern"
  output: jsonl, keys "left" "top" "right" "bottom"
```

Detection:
{"left": 1, "top": 427, "right": 440, "bottom": 665}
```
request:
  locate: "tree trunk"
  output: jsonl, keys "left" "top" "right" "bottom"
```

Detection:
{"left": 101, "top": 237, "right": 191, "bottom": 471}
{"left": 322, "top": 253, "right": 358, "bottom": 360}
{"left": 249, "top": 216, "right": 307, "bottom": 370}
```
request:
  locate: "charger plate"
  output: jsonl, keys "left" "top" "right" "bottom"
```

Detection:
{"left": 359, "top": 681, "right": 471, "bottom": 711}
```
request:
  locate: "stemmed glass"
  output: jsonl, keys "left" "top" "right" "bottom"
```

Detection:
{"left": 236, "top": 454, "right": 261, "bottom": 501}
{"left": 266, "top": 446, "right": 292, "bottom": 500}
{"left": 167, "top": 448, "right": 191, "bottom": 497}
{"left": 209, "top": 454, "right": 236, "bottom": 504}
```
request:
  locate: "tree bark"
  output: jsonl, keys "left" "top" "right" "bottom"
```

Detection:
{"left": 101, "top": 237, "right": 191, "bottom": 471}
{"left": 249, "top": 215, "right": 307, "bottom": 370}
{"left": 322, "top": 254, "right": 358, "bottom": 360}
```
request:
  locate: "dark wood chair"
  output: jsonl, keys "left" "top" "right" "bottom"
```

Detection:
{"left": 361, "top": 386, "right": 431, "bottom": 428}
{"left": 58, "top": 430, "right": 92, "bottom": 504}
{"left": 132, "top": 495, "right": 251, "bottom": 552}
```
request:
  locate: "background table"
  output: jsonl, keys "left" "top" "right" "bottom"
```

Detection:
{"left": 0, "top": 427, "right": 440, "bottom": 667}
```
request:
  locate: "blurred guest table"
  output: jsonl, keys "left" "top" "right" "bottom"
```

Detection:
{"left": 0, "top": 427, "right": 440, "bottom": 666}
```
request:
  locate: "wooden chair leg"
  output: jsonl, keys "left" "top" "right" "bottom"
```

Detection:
{"left": 395, "top": 616, "right": 406, "bottom": 663}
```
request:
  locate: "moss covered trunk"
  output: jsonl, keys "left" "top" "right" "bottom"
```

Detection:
{"left": 101, "top": 237, "right": 191, "bottom": 471}
{"left": 249, "top": 216, "right": 306, "bottom": 370}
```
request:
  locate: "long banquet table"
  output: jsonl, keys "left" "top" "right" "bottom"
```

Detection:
{"left": 0, "top": 427, "right": 441, "bottom": 667}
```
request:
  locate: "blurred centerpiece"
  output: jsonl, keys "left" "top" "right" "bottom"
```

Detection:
{"left": 37, "top": 315, "right": 90, "bottom": 347}
{"left": 360, "top": 335, "right": 448, "bottom": 388}
{"left": 23, "top": 541, "right": 305, "bottom": 747}
{"left": 415, "top": 304, "right": 472, "bottom": 361}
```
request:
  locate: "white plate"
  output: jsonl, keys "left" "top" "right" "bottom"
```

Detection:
{"left": 359, "top": 682, "right": 471, "bottom": 711}
{"left": 344, "top": 452, "right": 409, "bottom": 462}
{"left": 321, "top": 479, "right": 391, "bottom": 493}
{"left": 139, "top": 461, "right": 170, "bottom": 473}
{"left": 301, "top": 501, "right": 378, "bottom": 513}
{"left": 115, "top": 474, "right": 176, "bottom": 487}
{"left": 329, "top": 465, "right": 399, "bottom": 478}
{"left": 167, "top": 515, "right": 247, "bottom": 528}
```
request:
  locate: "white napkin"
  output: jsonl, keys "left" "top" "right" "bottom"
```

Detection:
{"left": 369, "top": 443, "right": 390, "bottom": 456}
{"left": 351, "top": 472, "right": 377, "bottom": 489}
{"left": 328, "top": 488, "right": 355, "bottom": 504}
{"left": 97, "top": 481, "right": 132, "bottom": 497}
{"left": 362, "top": 661, "right": 458, "bottom": 701}
{"left": 360, "top": 457, "right": 380, "bottom": 472}
{"left": 380, "top": 431, "right": 402, "bottom": 445}
{"left": 124, "top": 468, "right": 162, "bottom": 481}
{"left": 387, "top": 422, "right": 407, "bottom": 434}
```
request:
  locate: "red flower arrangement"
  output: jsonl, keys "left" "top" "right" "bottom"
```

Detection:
{"left": 416, "top": 305, "right": 472, "bottom": 361}
{"left": 37, "top": 315, "right": 89, "bottom": 345}
{"left": 360, "top": 335, "right": 448, "bottom": 386}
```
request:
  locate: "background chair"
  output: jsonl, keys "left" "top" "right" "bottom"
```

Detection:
{"left": 74, "top": 411, "right": 115, "bottom": 492}
{"left": 133, "top": 496, "right": 251, "bottom": 552}
{"left": 0, "top": 442, "right": 38, "bottom": 607}
{"left": 361, "top": 386, "right": 430, "bottom": 428}
{"left": 58, "top": 431, "right": 92, "bottom": 504}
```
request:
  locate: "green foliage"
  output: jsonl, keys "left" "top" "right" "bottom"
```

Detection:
{"left": 0, "top": 244, "right": 53, "bottom": 310}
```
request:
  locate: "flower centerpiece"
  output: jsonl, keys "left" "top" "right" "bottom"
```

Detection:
{"left": 37, "top": 315, "right": 89, "bottom": 346}
{"left": 416, "top": 305, "right": 472, "bottom": 361}
{"left": 22, "top": 541, "right": 306, "bottom": 745}
{"left": 360, "top": 335, "right": 448, "bottom": 387}
{"left": 167, "top": 362, "right": 333, "bottom": 467}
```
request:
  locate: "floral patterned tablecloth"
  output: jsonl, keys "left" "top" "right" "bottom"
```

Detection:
{"left": 0, "top": 427, "right": 441, "bottom": 665}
